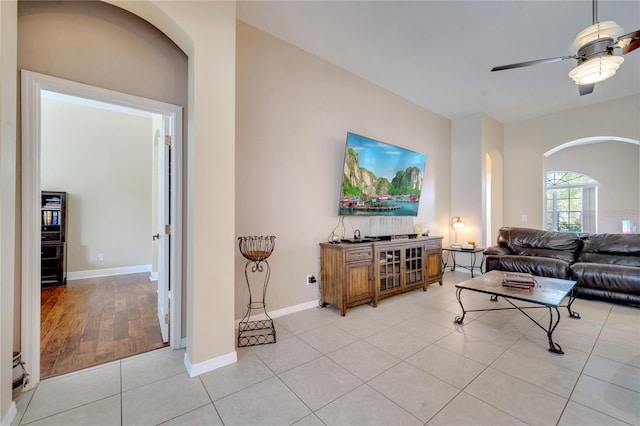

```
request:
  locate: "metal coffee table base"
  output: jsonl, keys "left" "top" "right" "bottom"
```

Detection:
{"left": 453, "top": 271, "right": 581, "bottom": 355}
{"left": 455, "top": 288, "right": 580, "bottom": 354}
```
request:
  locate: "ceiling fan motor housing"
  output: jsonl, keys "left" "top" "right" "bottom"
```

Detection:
{"left": 576, "top": 38, "right": 614, "bottom": 63}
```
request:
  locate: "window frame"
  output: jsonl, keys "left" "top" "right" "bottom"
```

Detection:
{"left": 545, "top": 171, "right": 598, "bottom": 233}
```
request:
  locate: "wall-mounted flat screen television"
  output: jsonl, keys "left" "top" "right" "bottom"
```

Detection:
{"left": 339, "top": 132, "right": 426, "bottom": 216}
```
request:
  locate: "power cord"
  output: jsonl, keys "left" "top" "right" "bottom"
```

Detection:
{"left": 328, "top": 216, "right": 346, "bottom": 243}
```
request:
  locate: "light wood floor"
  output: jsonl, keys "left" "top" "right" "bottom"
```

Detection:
{"left": 40, "top": 272, "right": 168, "bottom": 380}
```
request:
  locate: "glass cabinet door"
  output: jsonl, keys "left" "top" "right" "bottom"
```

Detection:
{"left": 404, "top": 246, "right": 424, "bottom": 285}
{"left": 378, "top": 248, "right": 401, "bottom": 291}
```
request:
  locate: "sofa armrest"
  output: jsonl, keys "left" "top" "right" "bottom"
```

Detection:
{"left": 484, "top": 255, "right": 501, "bottom": 272}
{"left": 484, "top": 245, "right": 509, "bottom": 256}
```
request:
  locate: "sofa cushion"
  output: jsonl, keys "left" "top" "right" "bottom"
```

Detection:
{"left": 489, "top": 255, "right": 572, "bottom": 279}
{"left": 496, "top": 227, "right": 582, "bottom": 264}
{"left": 571, "top": 262, "right": 640, "bottom": 297}
{"left": 578, "top": 234, "right": 640, "bottom": 267}
{"left": 573, "top": 285, "right": 640, "bottom": 305}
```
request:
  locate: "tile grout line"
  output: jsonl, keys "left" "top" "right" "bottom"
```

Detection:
{"left": 16, "top": 273, "right": 638, "bottom": 425}
{"left": 429, "top": 324, "right": 526, "bottom": 425}
{"left": 557, "top": 304, "right": 639, "bottom": 425}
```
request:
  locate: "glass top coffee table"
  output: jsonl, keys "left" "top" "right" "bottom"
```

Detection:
{"left": 454, "top": 270, "right": 580, "bottom": 354}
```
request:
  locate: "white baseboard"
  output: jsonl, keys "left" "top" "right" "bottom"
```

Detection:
{"left": 235, "top": 299, "right": 320, "bottom": 327}
{"left": 180, "top": 299, "right": 319, "bottom": 377}
{"left": 1, "top": 402, "right": 16, "bottom": 426}
{"left": 184, "top": 350, "right": 237, "bottom": 377}
{"left": 149, "top": 271, "right": 158, "bottom": 281}
{"left": 67, "top": 264, "right": 152, "bottom": 281}
{"left": 270, "top": 299, "right": 321, "bottom": 318}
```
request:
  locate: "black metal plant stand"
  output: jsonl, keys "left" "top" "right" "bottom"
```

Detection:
{"left": 237, "top": 236, "right": 276, "bottom": 347}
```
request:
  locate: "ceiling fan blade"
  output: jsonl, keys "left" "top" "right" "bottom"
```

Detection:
{"left": 491, "top": 56, "right": 575, "bottom": 72}
{"left": 579, "top": 83, "right": 595, "bottom": 96}
{"left": 616, "top": 29, "right": 640, "bottom": 54}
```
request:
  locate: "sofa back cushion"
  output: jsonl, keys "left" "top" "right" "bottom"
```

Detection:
{"left": 496, "top": 227, "right": 582, "bottom": 264}
{"left": 578, "top": 234, "right": 640, "bottom": 267}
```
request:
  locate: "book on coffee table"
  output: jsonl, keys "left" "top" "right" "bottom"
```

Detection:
{"left": 502, "top": 272, "right": 537, "bottom": 289}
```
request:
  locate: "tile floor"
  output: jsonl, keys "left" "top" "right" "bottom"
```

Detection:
{"left": 11, "top": 271, "right": 640, "bottom": 426}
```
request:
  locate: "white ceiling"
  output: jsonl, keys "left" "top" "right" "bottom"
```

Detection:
{"left": 237, "top": 0, "right": 640, "bottom": 124}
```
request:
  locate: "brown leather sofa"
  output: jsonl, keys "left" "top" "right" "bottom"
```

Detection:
{"left": 484, "top": 227, "right": 640, "bottom": 306}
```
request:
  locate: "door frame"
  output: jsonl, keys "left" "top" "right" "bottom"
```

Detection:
{"left": 21, "top": 69, "right": 184, "bottom": 387}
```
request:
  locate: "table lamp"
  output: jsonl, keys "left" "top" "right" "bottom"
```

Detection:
{"left": 450, "top": 216, "right": 464, "bottom": 244}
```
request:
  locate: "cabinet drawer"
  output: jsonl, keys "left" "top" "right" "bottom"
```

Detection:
{"left": 423, "top": 239, "right": 442, "bottom": 250}
{"left": 346, "top": 249, "right": 372, "bottom": 263}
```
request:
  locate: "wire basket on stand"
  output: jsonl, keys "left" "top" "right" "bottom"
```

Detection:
{"left": 237, "top": 236, "right": 276, "bottom": 347}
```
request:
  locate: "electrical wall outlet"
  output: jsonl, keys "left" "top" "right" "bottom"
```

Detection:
{"left": 306, "top": 274, "right": 316, "bottom": 286}
{"left": 97, "top": 253, "right": 104, "bottom": 261}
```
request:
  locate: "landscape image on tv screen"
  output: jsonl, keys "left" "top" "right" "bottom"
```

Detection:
{"left": 339, "top": 132, "right": 427, "bottom": 216}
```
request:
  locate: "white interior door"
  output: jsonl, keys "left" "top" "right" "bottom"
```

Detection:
{"left": 156, "top": 116, "right": 171, "bottom": 343}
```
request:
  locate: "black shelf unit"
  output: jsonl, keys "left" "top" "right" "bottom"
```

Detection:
{"left": 41, "top": 191, "right": 67, "bottom": 286}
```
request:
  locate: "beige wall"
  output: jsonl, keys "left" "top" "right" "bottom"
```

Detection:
{"left": 451, "top": 115, "right": 483, "bottom": 247}
{"left": 0, "top": 0, "right": 18, "bottom": 420}
{"left": 235, "top": 21, "right": 451, "bottom": 318}
{"left": 504, "top": 95, "right": 640, "bottom": 229}
{"left": 19, "top": 1, "right": 188, "bottom": 107}
{"left": 482, "top": 114, "right": 504, "bottom": 246}
{"left": 545, "top": 141, "right": 639, "bottom": 233}
{"left": 126, "top": 0, "right": 237, "bottom": 368}
{"left": 451, "top": 114, "right": 504, "bottom": 251}
{"left": 41, "top": 96, "right": 153, "bottom": 272}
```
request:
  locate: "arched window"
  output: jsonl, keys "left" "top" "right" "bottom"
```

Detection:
{"left": 545, "top": 171, "right": 598, "bottom": 233}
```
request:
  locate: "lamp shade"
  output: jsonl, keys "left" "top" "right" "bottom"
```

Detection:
{"left": 569, "top": 55, "right": 624, "bottom": 85}
{"left": 450, "top": 216, "right": 464, "bottom": 229}
{"left": 450, "top": 216, "right": 464, "bottom": 244}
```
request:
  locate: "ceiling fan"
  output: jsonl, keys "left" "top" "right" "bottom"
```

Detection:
{"left": 491, "top": 0, "right": 640, "bottom": 96}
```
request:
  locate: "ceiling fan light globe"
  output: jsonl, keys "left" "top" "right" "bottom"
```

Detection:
{"left": 570, "top": 21, "right": 625, "bottom": 53}
{"left": 569, "top": 55, "right": 624, "bottom": 85}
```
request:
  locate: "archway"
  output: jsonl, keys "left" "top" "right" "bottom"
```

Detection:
{"left": 543, "top": 136, "right": 639, "bottom": 233}
{"left": 19, "top": 0, "right": 189, "bottom": 387}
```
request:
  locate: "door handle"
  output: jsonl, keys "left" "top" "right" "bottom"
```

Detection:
{"left": 152, "top": 233, "right": 160, "bottom": 241}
